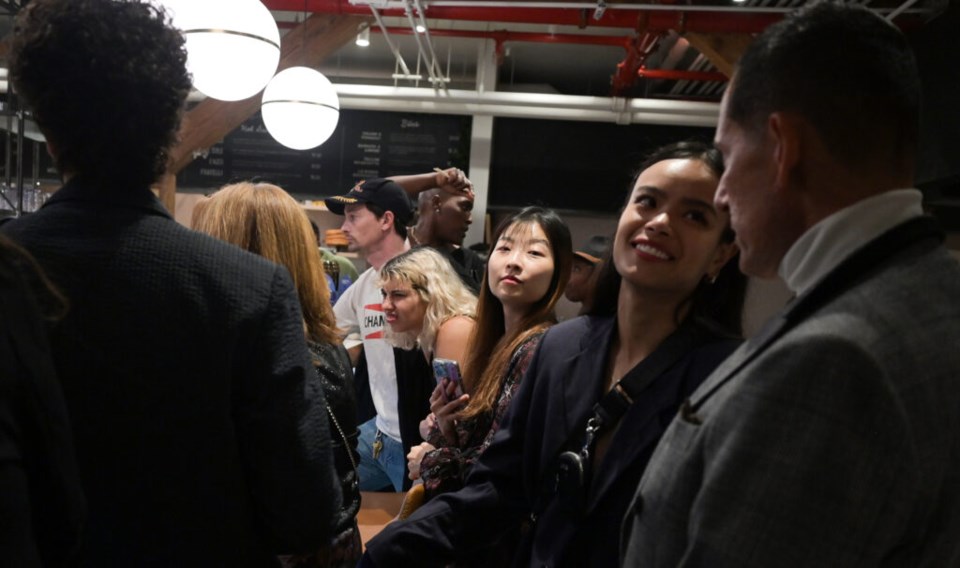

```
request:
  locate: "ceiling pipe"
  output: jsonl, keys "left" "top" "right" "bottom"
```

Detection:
{"left": 347, "top": 0, "right": 928, "bottom": 15}
{"left": 611, "top": 31, "right": 659, "bottom": 97}
{"left": 332, "top": 83, "right": 720, "bottom": 126}
{"left": 637, "top": 67, "right": 728, "bottom": 82}
{"left": 266, "top": 1, "right": 930, "bottom": 31}
{"left": 401, "top": 0, "right": 444, "bottom": 88}
{"left": 264, "top": 0, "right": 784, "bottom": 32}
{"left": 386, "top": 26, "right": 714, "bottom": 95}
{"left": 369, "top": 6, "right": 418, "bottom": 82}
{"left": 370, "top": 26, "right": 631, "bottom": 47}
{"left": 411, "top": 0, "right": 448, "bottom": 88}
{"left": 886, "top": 0, "right": 922, "bottom": 21}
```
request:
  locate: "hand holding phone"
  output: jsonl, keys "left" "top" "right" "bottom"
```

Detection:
{"left": 430, "top": 358, "right": 467, "bottom": 445}
{"left": 432, "top": 358, "right": 464, "bottom": 402}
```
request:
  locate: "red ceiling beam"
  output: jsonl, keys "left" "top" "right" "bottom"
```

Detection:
{"left": 262, "top": 0, "right": 783, "bottom": 33}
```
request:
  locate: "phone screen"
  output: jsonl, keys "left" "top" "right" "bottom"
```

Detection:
{"left": 432, "top": 358, "right": 464, "bottom": 400}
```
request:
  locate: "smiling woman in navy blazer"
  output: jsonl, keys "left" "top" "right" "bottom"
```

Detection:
{"left": 362, "top": 140, "right": 747, "bottom": 567}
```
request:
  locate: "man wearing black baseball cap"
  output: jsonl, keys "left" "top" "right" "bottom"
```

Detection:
{"left": 325, "top": 178, "right": 415, "bottom": 233}
{"left": 326, "top": 169, "right": 471, "bottom": 492}
{"left": 326, "top": 178, "right": 415, "bottom": 493}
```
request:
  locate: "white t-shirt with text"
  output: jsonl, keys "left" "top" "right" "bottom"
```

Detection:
{"left": 333, "top": 267, "right": 401, "bottom": 441}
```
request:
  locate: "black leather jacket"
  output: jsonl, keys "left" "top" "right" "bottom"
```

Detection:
{"left": 308, "top": 341, "right": 360, "bottom": 542}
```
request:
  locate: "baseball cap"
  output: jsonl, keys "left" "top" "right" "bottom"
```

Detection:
{"left": 573, "top": 235, "right": 610, "bottom": 264}
{"left": 324, "top": 178, "right": 415, "bottom": 226}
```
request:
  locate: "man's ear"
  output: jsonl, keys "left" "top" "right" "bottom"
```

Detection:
{"left": 430, "top": 193, "right": 443, "bottom": 212}
{"left": 706, "top": 240, "right": 739, "bottom": 282}
{"left": 768, "top": 112, "right": 803, "bottom": 194}
{"left": 380, "top": 210, "right": 395, "bottom": 232}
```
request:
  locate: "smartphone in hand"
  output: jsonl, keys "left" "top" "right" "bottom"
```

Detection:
{"left": 432, "top": 358, "right": 464, "bottom": 401}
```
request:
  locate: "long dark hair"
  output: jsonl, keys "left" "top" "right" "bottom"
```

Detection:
{"left": 589, "top": 140, "right": 747, "bottom": 336}
{"left": 460, "top": 207, "right": 572, "bottom": 419}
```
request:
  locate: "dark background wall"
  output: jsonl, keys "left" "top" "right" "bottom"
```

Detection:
{"left": 910, "top": 1, "right": 960, "bottom": 230}
{"left": 912, "top": 0, "right": 960, "bottom": 189}
{"left": 488, "top": 118, "right": 712, "bottom": 214}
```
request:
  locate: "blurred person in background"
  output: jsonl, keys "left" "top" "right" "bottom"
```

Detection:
{"left": 402, "top": 169, "right": 484, "bottom": 293}
{"left": 309, "top": 219, "right": 358, "bottom": 306}
{"left": 564, "top": 234, "right": 610, "bottom": 314}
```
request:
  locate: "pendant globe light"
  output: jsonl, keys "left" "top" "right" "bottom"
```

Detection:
{"left": 261, "top": 67, "right": 340, "bottom": 150}
{"left": 161, "top": 0, "right": 281, "bottom": 102}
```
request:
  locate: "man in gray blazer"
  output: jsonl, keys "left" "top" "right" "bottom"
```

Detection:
{"left": 622, "top": 2, "right": 960, "bottom": 566}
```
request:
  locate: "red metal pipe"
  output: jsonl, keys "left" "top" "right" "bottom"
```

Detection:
{"left": 275, "top": 21, "right": 634, "bottom": 48}
{"left": 637, "top": 67, "right": 728, "bottom": 82}
{"left": 381, "top": 27, "right": 631, "bottom": 48}
{"left": 262, "top": 0, "right": 784, "bottom": 33}
{"left": 611, "top": 32, "right": 661, "bottom": 96}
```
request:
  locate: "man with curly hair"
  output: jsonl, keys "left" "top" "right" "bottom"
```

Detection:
{"left": 0, "top": 0, "right": 341, "bottom": 564}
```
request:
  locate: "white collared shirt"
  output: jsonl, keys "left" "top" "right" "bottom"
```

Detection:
{"left": 779, "top": 189, "right": 924, "bottom": 297}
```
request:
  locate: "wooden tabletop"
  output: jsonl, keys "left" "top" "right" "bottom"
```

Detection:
{"left": 358, "top": 491, "right": 406, "bottom": 547}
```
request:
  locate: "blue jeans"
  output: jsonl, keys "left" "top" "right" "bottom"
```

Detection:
{"left": 356, "top": 418, "right": 405, "bottom": 491}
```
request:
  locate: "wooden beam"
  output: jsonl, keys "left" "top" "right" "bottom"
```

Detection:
{"left": 684, "top": 32, "right": 754, "bottom": 79}
{"left": 168, "top": 13, "right": 369, "bottom": 174}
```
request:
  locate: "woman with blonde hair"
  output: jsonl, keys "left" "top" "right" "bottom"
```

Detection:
{"left": 379, "top": 246, "right": 477, "bottom": 360}
{"left": 193, "top": 181, "right": 360, "bottom": 568}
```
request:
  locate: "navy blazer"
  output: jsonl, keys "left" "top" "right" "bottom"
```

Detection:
{"left": 1, "top": 179, "right": 340, "bottom": 566}
{"left": 364, "top": 315, "right": 740, "bottom": 567}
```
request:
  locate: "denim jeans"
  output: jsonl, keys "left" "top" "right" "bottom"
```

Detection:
{"left": 356, "top": 417, "right": 405, "bottom": 491}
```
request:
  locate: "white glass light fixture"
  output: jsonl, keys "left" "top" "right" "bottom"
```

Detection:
{"left": 356, "top": 25, "right": 371, "bottom": 47}
{"left": 162, "top": 0, "right": 281, "bottom": 102}
{"left": 261, "top": 67, "right": 340, "bottom": 150}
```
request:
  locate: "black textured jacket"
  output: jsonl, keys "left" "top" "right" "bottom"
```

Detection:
{"left": 1, "top": 178, "right": 341, "bottom": 566}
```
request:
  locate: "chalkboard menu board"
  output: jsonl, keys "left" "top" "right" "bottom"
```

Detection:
{"left": 179, "top": 109, "right": 471, "bottom": 197}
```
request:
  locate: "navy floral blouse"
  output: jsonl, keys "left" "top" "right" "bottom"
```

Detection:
{"left": 420, "top": 331, "right": 546, "bottom": 498}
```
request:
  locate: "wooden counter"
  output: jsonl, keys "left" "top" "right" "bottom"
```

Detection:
{"left": 358, "top": 491, "right": 406, "bottom": 547}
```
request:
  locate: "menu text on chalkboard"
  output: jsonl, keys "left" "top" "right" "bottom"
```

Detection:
{"left": 179, "top": 109, "right": 471, "bottom": 197}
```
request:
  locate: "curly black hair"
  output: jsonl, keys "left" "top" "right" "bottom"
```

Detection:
{"left": 9, "top": 0, "right": 192, "bottom": 188}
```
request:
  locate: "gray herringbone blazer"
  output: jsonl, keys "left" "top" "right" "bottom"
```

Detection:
{"left": 622, "top": 217, "right": 960, "bottom": 567}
